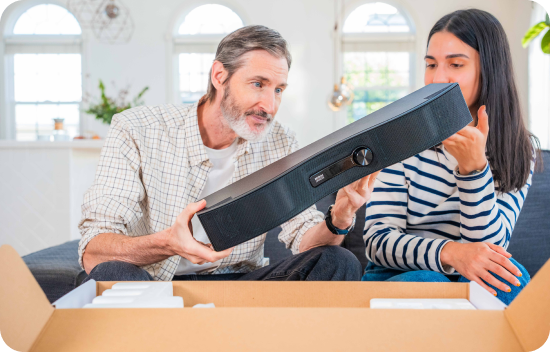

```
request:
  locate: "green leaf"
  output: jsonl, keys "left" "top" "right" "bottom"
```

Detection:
{"left": 86, "top": 79, "right": 149, "bottom": 124}
{"left": 546, "top": 13, "right": 549, "bottom": 25}
{"left": 542, "top": 29, "right": 550, "bottom": 54}
{"left": 522, "top": 21, "right": 548, "bottom": 48}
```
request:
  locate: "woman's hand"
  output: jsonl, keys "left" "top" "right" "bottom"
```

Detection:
{"left": 442, "top": 105, "right": 489, "bottom": 175}
{"left": 440, "top": 241, "right": 522, "bottom": 296}
{"left": 331, "top": 171, "right": 380, "bottom": 229}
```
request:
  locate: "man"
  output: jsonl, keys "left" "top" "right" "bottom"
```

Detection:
{"left": 79, "top": 25, "right": 378, "bottom": 282}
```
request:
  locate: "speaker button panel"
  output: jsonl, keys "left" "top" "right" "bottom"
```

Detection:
{"left": 309, "top": 147, "right": 373, "bottom": 187}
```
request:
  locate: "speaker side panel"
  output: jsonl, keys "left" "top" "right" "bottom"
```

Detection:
{"left": 200, "top": 87, "right": 471, "bottom": 251}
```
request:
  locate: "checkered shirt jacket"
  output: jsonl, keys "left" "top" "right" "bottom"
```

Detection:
{"left": 78, "top": 101, "right": 324, "bottom": 281}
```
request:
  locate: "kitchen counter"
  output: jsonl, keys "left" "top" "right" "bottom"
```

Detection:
{"left": 0, "top": 141, "right": 103, "bottom": 256}
{"left": 0, "top": 140, "right": 104, "bottom": 149}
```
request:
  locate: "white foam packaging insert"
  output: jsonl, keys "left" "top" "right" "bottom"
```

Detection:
{"left": 53, "top": 281, "right": 183, "bottom": 309}
{"left": 371, "top": 298, "right": 476, "bottom": 310}
{"left": 85, "top": 282, "right": 183, "bottom": 308}
{"left": 370, "top": 281, "right": 507, "bottom": 310}
{"left": 52, "top": 280, "right": 506, "bottom": 310}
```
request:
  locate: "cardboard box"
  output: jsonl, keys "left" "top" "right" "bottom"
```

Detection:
{"left": 0, "top": 244, "right": 548, "bottom": 352}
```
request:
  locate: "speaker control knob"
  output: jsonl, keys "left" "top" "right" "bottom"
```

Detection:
{"left": 353, "top": 148, "right": 373, "bottom": 166}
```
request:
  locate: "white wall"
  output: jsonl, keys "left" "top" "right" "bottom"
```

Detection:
{"left": 70, "top": 0, "right": 532, "bottom": 147}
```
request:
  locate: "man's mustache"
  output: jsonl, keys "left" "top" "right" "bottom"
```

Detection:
{"left": 245, "top": 110, "right": 272, "bottom": 122}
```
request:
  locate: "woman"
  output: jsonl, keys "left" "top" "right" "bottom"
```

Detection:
{"left": 362, "top": 9, "right": 541, "bottom": 305}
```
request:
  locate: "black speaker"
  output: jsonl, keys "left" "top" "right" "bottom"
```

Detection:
{"left": 197, "top": 83, "right": 472, "bottom": 251}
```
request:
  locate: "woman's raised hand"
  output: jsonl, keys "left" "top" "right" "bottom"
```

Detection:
{"left": 331, "top": 171, "right": 381, "bottom": 229}
{"left": 440, "top": 241, "right": 522, "bottom": 296}
{"left": 442, "top": 105, "right": 489, "bottom": 175}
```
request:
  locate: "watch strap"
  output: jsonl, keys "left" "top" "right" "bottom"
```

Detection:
{"left": 325, "top": 205, "right": 356, "bottom": 235}
{"left": 455, "top": 165, "right": 483, "bottom": 176}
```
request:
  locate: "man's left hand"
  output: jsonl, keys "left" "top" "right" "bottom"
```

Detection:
{"left": 331, "top": 171, "right": 381, "bottom": 229}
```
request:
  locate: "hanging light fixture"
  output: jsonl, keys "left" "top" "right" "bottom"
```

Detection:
{"left": 328, "top": 77, "right": 354, "bottom": 111}
{"left": 327, "top": 0, "right": 354, "bottom": 112}
{"left": 68, "top": 0, "right": 134, "bottom": 44}
{"left": 328, "top": 84, "right": 344, "bottom": 111}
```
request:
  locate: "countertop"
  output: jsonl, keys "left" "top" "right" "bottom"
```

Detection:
{"left": 0, "top": 140, "right": 105, "bottom": 149}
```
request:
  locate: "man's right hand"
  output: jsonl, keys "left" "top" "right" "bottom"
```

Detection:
{"left": 167, "top": 199, "right": 234, "bottom": 265}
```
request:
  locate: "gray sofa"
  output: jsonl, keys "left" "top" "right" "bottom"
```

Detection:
{"left": 23, "top": 151, "right": 550, "bottom": 303}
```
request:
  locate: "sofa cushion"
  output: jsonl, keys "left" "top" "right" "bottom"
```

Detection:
{"left": 507, "top": 150, "right": 550, "bottom": 277}
{"left": 22, "top": 240, "right": 86, "bottom": 303}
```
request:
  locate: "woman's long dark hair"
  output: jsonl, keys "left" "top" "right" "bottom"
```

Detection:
{"left": 428, "top": 9, "right": 541, "bottom": 194}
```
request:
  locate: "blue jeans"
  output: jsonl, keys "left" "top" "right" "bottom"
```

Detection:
{"left": 82, "top": 245, "right": 362, "bottom": 283}
{"left": 361, "top": 258, "right": 530, "bottom": 305}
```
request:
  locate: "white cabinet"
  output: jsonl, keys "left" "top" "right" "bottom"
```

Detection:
{"left": 0, "top": 141, "right": 103, "bottom": 255}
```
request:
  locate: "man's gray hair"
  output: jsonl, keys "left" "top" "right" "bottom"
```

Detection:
{"left": 205, "top": 25, "right": 292, "bottom": 103}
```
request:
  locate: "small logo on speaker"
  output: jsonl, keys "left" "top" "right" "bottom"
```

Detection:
{"left": 315, "top": 174, "right": 325, "bottom": 183}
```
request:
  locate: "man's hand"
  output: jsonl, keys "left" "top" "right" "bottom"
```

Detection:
{"left": 442, "top": 105, "right": 489, "bottom": 175}
{"left": 298, "top": 171, "right": 380, "bottom": 252}
{"left": 440, "top": 242, "right": 522, "bottom": 296}
{"left": 168, "top": 199, "right": 233, "bottom": 265}
{"left": 331, "top": 171, "right": 381, "bottom": 229}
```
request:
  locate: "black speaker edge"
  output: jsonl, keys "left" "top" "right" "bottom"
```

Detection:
{"left": 200, "top": 83, "right": 460, "bottom": 214}
{"left": 197, "top": 83, "right": 472, "bottom": 251}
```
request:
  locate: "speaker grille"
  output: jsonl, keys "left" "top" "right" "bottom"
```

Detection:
{"left": 199, "top": 85, "right": 471, "bottom": 251}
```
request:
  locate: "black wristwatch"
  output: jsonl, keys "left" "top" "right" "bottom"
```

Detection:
{"left": 324, "top": 205, "right": 356, "bottom": 235}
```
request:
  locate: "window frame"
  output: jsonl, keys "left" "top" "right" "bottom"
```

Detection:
{"left": 0, "top": 0, "right": 86, "bottom": 140}
{"left": 167, "top": 1, "right": 247, "bottom": 105}
{"left": 527, "top": 3, "right": 550, "bottom": 150}
{"left": 338, "top": 0, "right": 416, "bottom": 126}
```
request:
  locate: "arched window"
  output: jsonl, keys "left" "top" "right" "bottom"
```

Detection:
{"left": 178, "top": 4, "right": 243, "bottom": 35}
{"left": 13, "top": 4, "right": 81, "bottom": 35}
{"left": 3, "top": 3, "right": 83, "bottom": 140}
{"left": 342, "top": 2, "right": 415, "bottom": 124}
{"left": 343, "top": 2, "right": 409, "bottom": 33}
{"left": 173, "top": 4, "right": 243, "bottom": 104}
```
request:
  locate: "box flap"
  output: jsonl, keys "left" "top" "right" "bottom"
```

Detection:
{"left": 31, "top": 308, "right": 522, "bottom": 352}
{"left": 0, "top": 245, "right": 53, "bottom": 352}
{"left": 506, "top": 258, "right": 550, "bottom": 351}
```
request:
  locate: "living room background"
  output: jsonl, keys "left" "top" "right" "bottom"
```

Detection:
{"left": 0, "top": 0, "right": 543, "bottom": 256}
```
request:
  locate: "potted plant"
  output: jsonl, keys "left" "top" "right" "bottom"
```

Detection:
{"left": 85, "top": 80, "right": 149, "bottom": 125}
{"left": 522, "top": 13, "right": 550, "bottom": 53}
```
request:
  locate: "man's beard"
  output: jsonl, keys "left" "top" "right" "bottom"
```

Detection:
{"left": 220, "top": 85, "right": 273, "bottom": 143}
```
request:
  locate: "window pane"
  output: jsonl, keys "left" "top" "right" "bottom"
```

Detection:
{"left": 343, "top": 2, "right": 409, "bottom": 33}
{"left": 178, "top": 4, "right": 243, "bottom": 35}
{"left": 344, "top": 52, "right": 410, "bottom": 123}
{"left": 179, "top": 53, "right": 215, "bottom": 104}
{"left": 13, "top": 4, "right": 81, "bottom": 35}
{"left": 345, "top": 52, "right": 409, "bottom": 87}
{"left": 14, "top": 54, "right": 82, "bottom": 102}
{"left": 15, "top": 103, "right": 80, "bottom": 141}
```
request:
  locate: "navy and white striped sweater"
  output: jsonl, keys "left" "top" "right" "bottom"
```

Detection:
{"left": 364, "top": 146, "right": 534, "bottom": 274}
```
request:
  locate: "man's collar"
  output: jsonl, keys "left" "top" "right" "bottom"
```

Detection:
{"left": 236, "top": 137, "right": 251, "bottom": 158}
{"left": 186, "top": 101, "right": 251, "bottom": 166}
{"left": 186, "top": 101, "right": 209, "bottom": 166}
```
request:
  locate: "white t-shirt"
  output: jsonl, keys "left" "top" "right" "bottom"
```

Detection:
{"left": 175, "top": 138, "right": 239, "bottom": 275}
